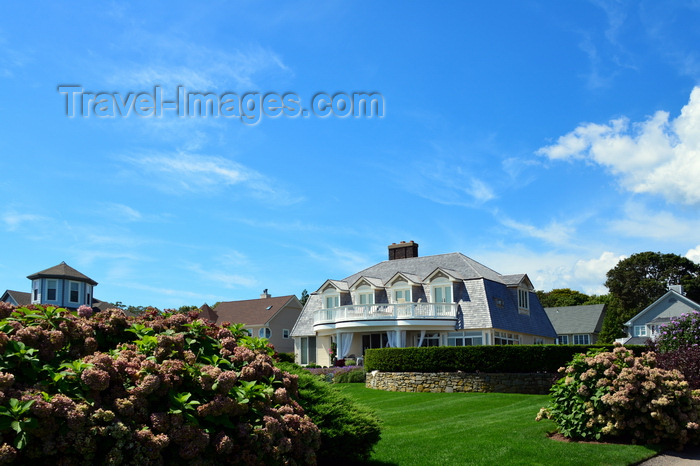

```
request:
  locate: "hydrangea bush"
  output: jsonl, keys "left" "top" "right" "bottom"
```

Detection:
{"left": 537, "top": 345, "right": 700, "bottom": 448}
{"left": 0, "top": 303, "right": 320, "bottom": 464}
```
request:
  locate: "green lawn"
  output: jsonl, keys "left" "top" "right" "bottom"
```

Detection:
{"left": 336, "top": 385, "right": 663, "bottom": 466}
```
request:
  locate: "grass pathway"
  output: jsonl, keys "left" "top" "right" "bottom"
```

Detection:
{"left": 337, "top": 385, "right": 661, "bottom": 466}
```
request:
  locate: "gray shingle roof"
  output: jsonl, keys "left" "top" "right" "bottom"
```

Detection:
{"left": 293, "top": 251, "right": 556, "bottom": 339}
{"left": 291, "top": 292, "right": 321, "bottom": 337}
{"left": 485, "top": 280, "right": 556, "bottom": 337}
{"left": 27, "top": 262, "right": 98, "bottom": 286}
{"left": 342, "top": 253, "right": 504, "bottom": 287}
{"left": 1, "top": 290, "right": 31, "bottom": 306}
{"left": 544, "top": 304, "right": 606, "bottom": 335}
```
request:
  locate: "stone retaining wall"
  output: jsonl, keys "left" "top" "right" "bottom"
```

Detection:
{"left": 365, "top": 371, "right": 556, "bottom": 395}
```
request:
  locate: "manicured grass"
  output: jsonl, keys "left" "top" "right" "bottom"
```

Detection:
{"left": 336, "top": 385, "right": 663, "bottom": 466}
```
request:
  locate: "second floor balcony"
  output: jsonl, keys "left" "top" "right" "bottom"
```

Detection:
{"left": 313, "top": 302, "right": 458, "bottom": 325}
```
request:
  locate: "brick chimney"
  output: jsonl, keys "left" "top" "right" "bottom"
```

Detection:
{"left": 260, "top": 289, "right": 271, "bottom": 299}
{"left": 388, "top": 241, "right": 419, "bottom": 260}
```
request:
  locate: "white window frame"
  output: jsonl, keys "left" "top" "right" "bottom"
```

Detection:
{"left": 258, "top": 327, "right": 271, "bottom": 339}
{"left": 518, "top": 288, "right": 530, "bottom": 313}
{"left": 323, "top": 292, "right": 340, "bottom": 309}
{"left": 431, "top": 278, "right": 452, "bottom": 304}
{"left": 68, "top": 281, "right": 80, "bottom": 304}
{"left": 556, "top": 335, "right": 569, "bottom": 345}
{"left": 494, "top": 331, "right": 520, "bottom": 345}
{"left": 633, "top": 325, "right": 647, "bottom": 337}
{"left": 282, "top": 329, "right": 290, "bottom": 339}
{"left": 47, "top": 279, "right": 58, "bottom": 301}
{"left": 393, "top": 288, "right": 411, "bottom": 304}
{"left": 300, "top": 336, "right": 317, "bottom": 365}
{"left": 447, "top": 331, "right": 483, "bottom": 346}
{"left": 573, "top": 334, "right": 590, "bottom": 345}
{"left": 356, "top": 285, "right": 374, "bottom": 305}
{"left": 389, "top": 278, "right": 412, "bottom": 304}
{"left": 420, "top": 332, "right": 441, "bottom": 347}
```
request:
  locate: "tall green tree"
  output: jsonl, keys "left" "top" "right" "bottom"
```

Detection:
{"left": 300, "top": 289, "right": 309, "bottom": 306}
{"left": 536, "top": 288, "right": 591, "bottom": 307}
{"left": 599, "top": 251, "right": 700, "bottom": 342}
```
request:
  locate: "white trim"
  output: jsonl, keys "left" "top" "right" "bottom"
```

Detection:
{"left": 68, "top": 280, "right": 80, "bottom": 304}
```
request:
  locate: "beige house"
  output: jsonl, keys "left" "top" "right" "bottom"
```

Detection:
{"left": 200, "top": 292, "right": 302, "bottom": 354}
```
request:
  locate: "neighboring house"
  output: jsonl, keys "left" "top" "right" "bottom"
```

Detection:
{"left": 544, "top": 304, "right": 606, "bottom": 345}
{"left": 0, "top": 290, "right": 31, "bottom": 307}
{"left": 200, "top": 291, "right": 303, "bottom": 354}
{"left": 617, "top": 286, "right": 700, "bottom": 345}
{"left": 1, "top": 262, "right": 117, "bottom": 311}
{"left": 291, "top": 241, "right": 557, "bottom": 366}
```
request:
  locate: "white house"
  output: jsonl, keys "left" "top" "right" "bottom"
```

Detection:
{"left": 617, "top": 286, "right": 700, "bottom": 345}
{"left": 291, "top": 241, "right": 557, "bottom": 366}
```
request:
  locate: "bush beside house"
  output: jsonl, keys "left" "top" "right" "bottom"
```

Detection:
{"left": 0, "top": 303, "right": 332, "bottom": 464}
{"left": 537, "top": 345, "right": 700, "bottom": 449}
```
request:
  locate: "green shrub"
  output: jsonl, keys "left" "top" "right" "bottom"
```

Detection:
{"left": 278, "top": 362, "right": 380, "bottom": 464}
{"left": 0, "top": 304, "right": 320, "bottom": 464}
{"left": 275, "top": 352, "right": 295, "bottom": 363}
{"left": 364, "top": 345, "right": 646, "bottom": 373}
{"left": 333, "top": 368, "right": 365, "bottom": 384}
{"left": 536, "top": 345, "right": 700, "bottom": 448}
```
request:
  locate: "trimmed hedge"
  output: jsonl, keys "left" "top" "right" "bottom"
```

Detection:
{"left": 364, "top": 345, "right": 646, "bottom": 373}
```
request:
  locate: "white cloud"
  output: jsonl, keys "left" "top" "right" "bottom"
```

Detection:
{"left": 499, "top": 217, "right": 575, "bottom": 246}
{"left": 407, "top": 164, "right": 496, "bottom": 207}
{"left": 572, "top": 251, "right": 626, "bottom": 293}
{"left": 104, "top": 37, "right": 290, "bottom": 91}
{"left": 478, "top": 248, "right": 624, "bottom": 295}
{"left": 104, "top": 203, "right": 142, "bottom": 222}
{"left": 0, "top": 33, "right": 30, "bottom": 78}
{"left": 538, "top": 86, "right": 700, "bottom": 205}
{"left": 686, "top": 246, "right": 700, "bottom": 264}
{"left": 187, "top": 263, "right": 257, "bottom": 289}
{"left": 609, "top": 201, "right": 700, "bottom": 240}
{"left": 2, "top": 211, "right": 48, "bottom": 231}
{"left": 119, "top": 151, "right": 300, "bottom": 204}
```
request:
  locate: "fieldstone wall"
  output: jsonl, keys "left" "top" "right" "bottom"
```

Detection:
{"left": 365, "top": 371, "right": 556, "bottom": 395}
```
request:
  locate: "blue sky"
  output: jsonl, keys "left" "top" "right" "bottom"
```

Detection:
{"left": 2, "top": 1, "right": 700, "bottom": 308}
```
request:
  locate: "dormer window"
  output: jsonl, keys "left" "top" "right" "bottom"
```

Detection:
{"left": 394, "top": 288, "right": 411, "bottom": 303}
{"left": 432, "top": 279, "right": 452, "bottom": 304}
{"left": 387, "top": 274, "right": 418, "bottom": 304}
{"left": 390, "top": 279, "right": 412, "bottom": 303}
{"left": 517, "top": 288, "right": 529, "bottom": 314}
{"left": 356, "top": 285, "right": 374, "bottom": 305}
{"left": 323, "top": 292, "right": 339, "bottom": 309}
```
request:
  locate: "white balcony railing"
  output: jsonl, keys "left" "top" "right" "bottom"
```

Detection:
{"left": 313, "top": 302, "right": 458, "bottom": 325}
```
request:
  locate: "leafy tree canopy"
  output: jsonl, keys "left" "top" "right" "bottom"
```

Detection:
{"left": 536, "top": 288, "right": 591, "bottom": 308}
{"left": 605, "top": 251, "right": 700, "bottom": 319}
{"left": 598, "top": 251, "right": 700, "bottom": 343}
{"left": 300, "top": 289, "right": 309, "bottom": 306}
